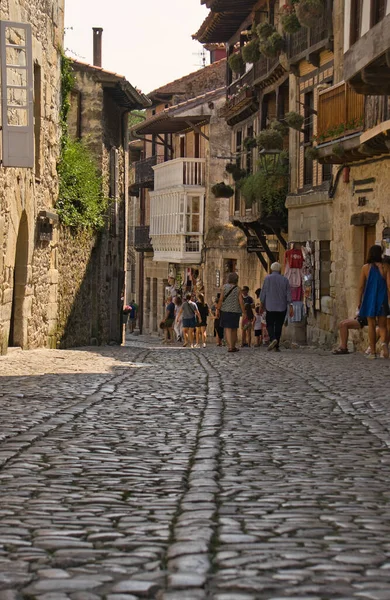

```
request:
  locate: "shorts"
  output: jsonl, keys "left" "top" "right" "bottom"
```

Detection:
{"left": 165, "top": 318, "right": 174, "bottom": 328}
{"left": 356, "top": 316, "right": 368, "bottom": 328}
{"left": 254, "top": 329, "right": 262, "bottom": 337}
{"left": 196, "top": 321, "right": 207, "bottom": 327}
{"left": 183, "top": 317, "right": 196, "bottom": 328}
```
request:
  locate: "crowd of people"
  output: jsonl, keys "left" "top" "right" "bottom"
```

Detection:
{"left": 155, "top": 261, "right": 293, "bottom": 352}
{"left": 122, "top": 244, "right": 390, "bottom": 357}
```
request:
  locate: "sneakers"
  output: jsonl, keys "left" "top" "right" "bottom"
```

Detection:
{"left": 366, "top": 353, "right": 376, "bottom": 360}
{"left": 267, "top": 339, "right": 278, "bottom": 352}
{"left": 203, "top": 343, "right": 206, "bottom": 348}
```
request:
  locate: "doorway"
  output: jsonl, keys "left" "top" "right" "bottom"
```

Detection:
{"left": 9, "top": 212, "right": 29, "bottom": 347}
{"left": 364, "top": 225, "right": 376, "bottom": 262}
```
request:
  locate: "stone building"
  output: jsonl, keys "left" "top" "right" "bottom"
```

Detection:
{"left": 313, "top": 1, "right": 390, "bottom": 347}
{"left": 0, "top": 0, "right": 64, "bottom": 354}
{"left": 130, "top": 59, "right": 263, "bottom": 334}
{"left": 195, "top": 0, "right": 390, "bottom": 348}
{"left": 55, "top": 30, "right": 150, "bottom": 347}
{"left": 194, "top": 0, "right": 289, "bottom": 319}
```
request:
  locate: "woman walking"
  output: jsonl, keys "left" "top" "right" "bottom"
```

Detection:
{"left": 216, "top": 272, "right": 245, "bottom": 353}
{"left": 211, "top": 293, "right": 224, "bottom": 346}
{"left": 196, "top": 293, "right": 210, "bottom": 348}
{"left": 177, "top": 293, "right": 201, "bottom": 348}
{"left": 357, "top": 244, "right": 390, "bottom": 359}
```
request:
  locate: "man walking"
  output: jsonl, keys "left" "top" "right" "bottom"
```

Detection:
{"left": 260, "top": 262, "right": 293, "bottom": 352}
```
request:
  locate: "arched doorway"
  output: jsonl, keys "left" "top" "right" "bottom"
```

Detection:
{"left": 9, "top": 212, "right": 29, "bottom": 348}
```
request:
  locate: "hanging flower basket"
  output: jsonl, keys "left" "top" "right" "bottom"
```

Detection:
{"left": 256, "top": 22, "right": 275, "bottom": 41}
{"left": 256, "top": 129, "right": 284, "bottom": 151}
{"left": 243, "top": 136, "right": 257, "bottom": 150}
{"left": 225, "top": 163, "right": 247, "bottom": 181}
{"left": 211, "top": 182, "right": 235, "bottom": 198}
{"left": 295, "top": 0, "right": 324, "bottom": 28}
{"left": 270, "top": 120, "right": 289, "bottom": 136}
{"left": 280, "top": 4, "right": 302, "bottom": 33}
{"left": 284, "top": 111, "right": 304, "bottom": 131}
{"left": 228, "top": 52, "right": 244, "bottom": 73}
{"left": 242, "top": 39, "right": 261, "bottom": 64}
{"left": 260, "top": 32, "right": 285, "bottom": 58}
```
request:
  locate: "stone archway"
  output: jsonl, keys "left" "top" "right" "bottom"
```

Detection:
{"left": 9, "top": 212, "right": 29, "bottom": 348}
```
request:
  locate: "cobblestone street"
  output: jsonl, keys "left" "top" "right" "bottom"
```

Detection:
{"left": 2, "top": 338, "right": 390, "bottom": 599}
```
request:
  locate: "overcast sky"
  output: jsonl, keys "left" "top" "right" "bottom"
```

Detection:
{"left": 64, "top": 0, "right": 210, "bottom": 94}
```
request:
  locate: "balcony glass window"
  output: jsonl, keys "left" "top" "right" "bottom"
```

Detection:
{"left": 371, "top": 0, "right": 386, "bottom": 25}
{"left": 350, "top": 0, "right": 363, "bottom": 45}
{"left": 186, "top": 195, "right": 201, "bottom": 233}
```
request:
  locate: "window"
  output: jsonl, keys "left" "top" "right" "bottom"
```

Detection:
{"left": 303, "top": 91, "right": 314, "bottom": 186}
{"left": 186, "top": 196, "right": 201, "bottom": 233}
{"left": 320, "top": 240, "right": 331, "bottom": 297}
{"left": 180, "top": 134, "right": 185, "bottom": 158}
{"left": 322, "top": 162, "right": 332, "bottom": 182}
{"left": 371, "top": 0, "right": 386, "bottom": 26}
{"left": 0, "top": 21, "right": 34, "bottom": 167}
{"left": 350, "top": 0, "right": 363, "bottom": 45}
{"left": 33, "top": 63, "right": 41, "bottom": 177}
{"left": 246, "top": 125, "right": 254, "bottom": 174}
{"left": 234, "top": 130, "right": 242, "bottom": 213}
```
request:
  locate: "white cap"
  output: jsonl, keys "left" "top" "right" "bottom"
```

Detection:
{"left": 270, "top": 262, "right": 281, "bottom": 272}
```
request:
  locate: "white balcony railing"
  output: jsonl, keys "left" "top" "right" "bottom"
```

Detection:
{"left": 153, "top": 158, "right": 205, "bottom": 191}
{"left": 151, "top": 233, "right": 203, "bottom": 264}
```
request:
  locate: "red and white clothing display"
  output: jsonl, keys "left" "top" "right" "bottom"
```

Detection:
{"left": 284, "top": 246, "right": 304, "bottom": 320}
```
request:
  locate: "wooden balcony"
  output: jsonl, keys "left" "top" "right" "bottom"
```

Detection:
{"left": 134, "top": 155, "right": 164, "bottom": 187}
{"left": 227, "top": 68, "right": 254, "bottom": 98}
{"left": 317, "top": 82, "right": 365, "bottom": 143}
{"left": 287, "top": 3, "right": 331, "bottom": 64}
{"left": 134, "top": 226, "right": 153, "bottom": 252}
{"left": 153, "top": 158, "right": 205, "bottom": 191}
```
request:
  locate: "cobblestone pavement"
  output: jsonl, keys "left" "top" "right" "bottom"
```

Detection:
{"left": 1, "top": 337, "right": 390, "bottom": 599}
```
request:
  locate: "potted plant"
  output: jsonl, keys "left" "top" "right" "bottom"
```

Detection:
{"left": 228, "top": 52, "right": 244, "bottom": 73}
{"left": 225, "top": 163, "right": 247, "bottom": 181}
{"left": 256, "top": 22, "right": 275, "bottom": 41}
{"left": 284, "top": 111, "right": 304, "bottom": 131}
{"left": 211, "top": 182, "right": 235, "bottom": 198}
{"left": 270, "top": 120, "right": 289, "bottom": 136}
{"left": 280, "top": 4, "right": 302, "bottom": 33}
{"left": 243, "top": 136, "right": 257, "bottom": 150}
{"left": 256, "top": 129, "right": 284, "bottom": 151}
{"left": 242, "top": 39, "right": 261, "bottom": 63}
{"left": 260, "top": 32, "right": 285, "bottom": 57}
{"left": 295, "top": 0, "right": 324, "bottom": 28}
{"left": 305, "top": 146, "right": 320, "bottom": 160}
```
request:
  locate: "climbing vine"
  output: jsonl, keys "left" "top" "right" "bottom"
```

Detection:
{"left": 57, "top": 51, "right": 108, "bottom": 230}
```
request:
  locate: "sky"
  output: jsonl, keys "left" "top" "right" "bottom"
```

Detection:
{"left": 64, "top": 0, "right": 210, "bottom": 94}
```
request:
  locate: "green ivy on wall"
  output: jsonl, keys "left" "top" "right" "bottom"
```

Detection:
{"left": 57, "top": 51, "right": 108, "bottom": 230}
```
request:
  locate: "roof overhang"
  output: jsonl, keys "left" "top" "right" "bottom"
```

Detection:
{"left": 133, "top": 114, "right": 211, "bottom": 136}
{"left": 193, "top": 0, "right": 257, "bottom": 43}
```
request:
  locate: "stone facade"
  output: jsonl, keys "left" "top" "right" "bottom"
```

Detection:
{"left": 55, "top": 61, "right": 148, "bottom": 347}
{"left": 0, "top": 0, "right": 64, "bottom": 354}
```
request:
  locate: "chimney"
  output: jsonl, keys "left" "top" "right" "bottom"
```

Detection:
{"left": 92, "top": 27, "right": 103, "bottom": 67}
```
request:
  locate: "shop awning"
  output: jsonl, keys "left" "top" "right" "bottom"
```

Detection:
{"left": 132, "top": 114, "right": 211, "bottom": 136}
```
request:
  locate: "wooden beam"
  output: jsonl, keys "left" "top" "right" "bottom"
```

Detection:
{"left": 185, "top": 120, "right": 210, "bottom": 142}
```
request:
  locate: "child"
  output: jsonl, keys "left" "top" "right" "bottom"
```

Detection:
{"left": 254, "top": 306, "right": 263, "bottom": 347}
{"left": 241, "top": 303, "right": 255, "bottom": 347}
{"left": 260, "top": 305, "right": 270, "bottom": 345}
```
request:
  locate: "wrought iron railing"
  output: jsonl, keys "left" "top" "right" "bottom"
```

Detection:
{"left": 134, "top": 155, "right": 164, "bottom": 186}
{"left": 134, "top": 226, "right": 153, "bottom": 252}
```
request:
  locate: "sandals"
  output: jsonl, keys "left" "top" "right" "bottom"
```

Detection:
{"left": 332, "top": 348, "right": 349, "bottom": 355}
{"left": 228, "top": 347, "right": 239, "bottom": 353}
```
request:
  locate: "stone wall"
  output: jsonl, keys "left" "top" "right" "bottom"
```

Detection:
{"left": 0, "top": 0, "right": 64, "bottom": 354}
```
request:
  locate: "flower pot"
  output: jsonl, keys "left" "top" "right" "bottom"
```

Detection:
{"left": 295, "top": 0, "right": 324, "bottom": 28}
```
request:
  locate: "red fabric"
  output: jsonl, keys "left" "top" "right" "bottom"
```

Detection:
{"left": 285, "top": 248, "right": 304, "bottom": 269}
{"left": 291, "top": 286, "right": 302, "bottom": 302}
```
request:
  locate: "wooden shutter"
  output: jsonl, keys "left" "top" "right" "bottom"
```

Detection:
{"left": 0, "top": 21, "right": 34, "bottom": 168}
